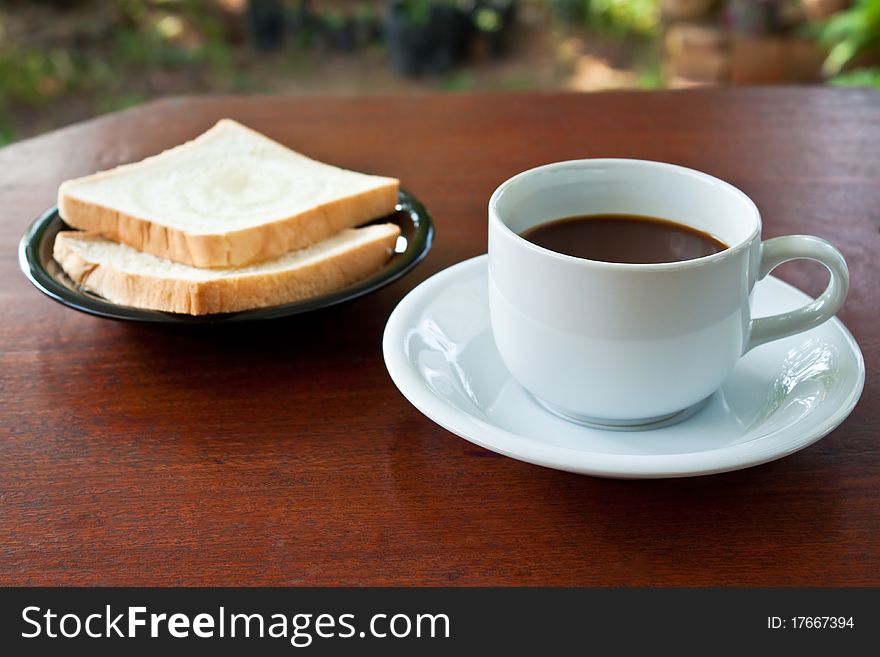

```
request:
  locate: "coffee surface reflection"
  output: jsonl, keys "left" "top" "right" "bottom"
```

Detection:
{"left": 520, "top": 214, "right": 728, "bottom": 264}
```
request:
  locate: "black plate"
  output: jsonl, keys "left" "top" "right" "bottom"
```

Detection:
{"left": 19, "top": 189, "right": 433, "bottom": 323}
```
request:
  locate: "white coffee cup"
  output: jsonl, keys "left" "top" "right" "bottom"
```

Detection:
{"left": 488, "top": 159, "right": 849, "bottom": 428}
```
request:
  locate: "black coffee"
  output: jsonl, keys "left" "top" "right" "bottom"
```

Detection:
{"left": 520, "top": 214, "right": 728, "bottom": 264}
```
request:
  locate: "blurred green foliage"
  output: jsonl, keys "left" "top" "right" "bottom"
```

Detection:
{"left": 500, "top": 74, "right": 535, "bottom": 90}
{"left": 0, "top": 0, "right": 238, "bottom": 145}
{"left": 440, "top": 71, "right": 476, "bottom": 90}
{"left": 551, "top": 0, "right": 660, "bottom": 38}
{"left": 395, "top": 0, "right": 435, "bottom": 23}
{"left": 1, "top": 1, "right": 873, "bottom": 146}
{"left": 820, "top": 0, "right": 880, "bottom": 87}
{"left": 586, "top": 0, "right": 659, "bottom": 38}
{"left": 829, "top": 66, "right": 880, "bottom": 87}
{"left": 638, "top": 59, "right": 663, "bottom": 89}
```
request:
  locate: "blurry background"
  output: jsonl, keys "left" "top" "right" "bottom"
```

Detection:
{"left": 0, "top": 0, "right": 878, "bottom": 145}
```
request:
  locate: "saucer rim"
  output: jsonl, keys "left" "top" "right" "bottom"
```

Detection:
{"left": 382, "top": 255, "right": 866, "bottom": 479}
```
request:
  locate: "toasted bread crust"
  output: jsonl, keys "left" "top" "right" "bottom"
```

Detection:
{"left": 53, "top": 226, "right": 400, "bottom": 315}
{"left": 58, "top": 181, "right": 399, "bottom": 269}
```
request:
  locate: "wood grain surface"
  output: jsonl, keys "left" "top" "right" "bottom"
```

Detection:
{"left": 1, "top": 89, "right": 878, "bottom": 586}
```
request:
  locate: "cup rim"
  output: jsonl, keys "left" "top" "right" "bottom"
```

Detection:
{"left": 488, "top": 158, "right": 762, "bottom": 271}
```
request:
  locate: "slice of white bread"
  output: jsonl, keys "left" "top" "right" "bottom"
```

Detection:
{"left": 58, "top": 119, "right": 400, "bottom": 268}
{"left": 53, "top": 224, "right": 401, "bottom": 315}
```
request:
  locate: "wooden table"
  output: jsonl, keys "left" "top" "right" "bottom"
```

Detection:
{"left": 1, "top": 89, "right": 878, "bottom": 586}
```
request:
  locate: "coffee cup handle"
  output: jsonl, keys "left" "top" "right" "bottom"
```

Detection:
{"left": 746, "top": 235, "right": 849, "bottom": 353}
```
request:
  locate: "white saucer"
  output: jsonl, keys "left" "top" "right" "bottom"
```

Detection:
{"left": 383, "top": 256, "right": 865, "bottom": 479}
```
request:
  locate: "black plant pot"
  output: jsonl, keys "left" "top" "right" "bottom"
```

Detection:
{"left": 495, "top": 0, "right": 517, "bottom": 25}
{"left": 726, "top": 0, "right": 784, "bottom": 35}
{"left": 322, "top": 14, "right": 358, "bottom": 52}
{"left": 352, "top": 13, "right": 383, "bottom": 48}
{"left": 288, "top": 1, "right": 320, "bottom": 49}
{"left": 247, "top": 0, "right": 285, "bottom": 52}
{"left": 550, "top": 0, "right": 585, "bottom": 24}
{"left": 481, "top": 27, "right": 509, "bottom": 58}
{"left": 472, "top": 1, "right": 516, "bottom": 58}
{"left": 341, "top": 18, "right": 360, "bottom": 52}
{"left": 351, "top": 4, "right": 383, "bottom": 48}
{"left": 385, "top": 1, "right": 471, "bottom": 76}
